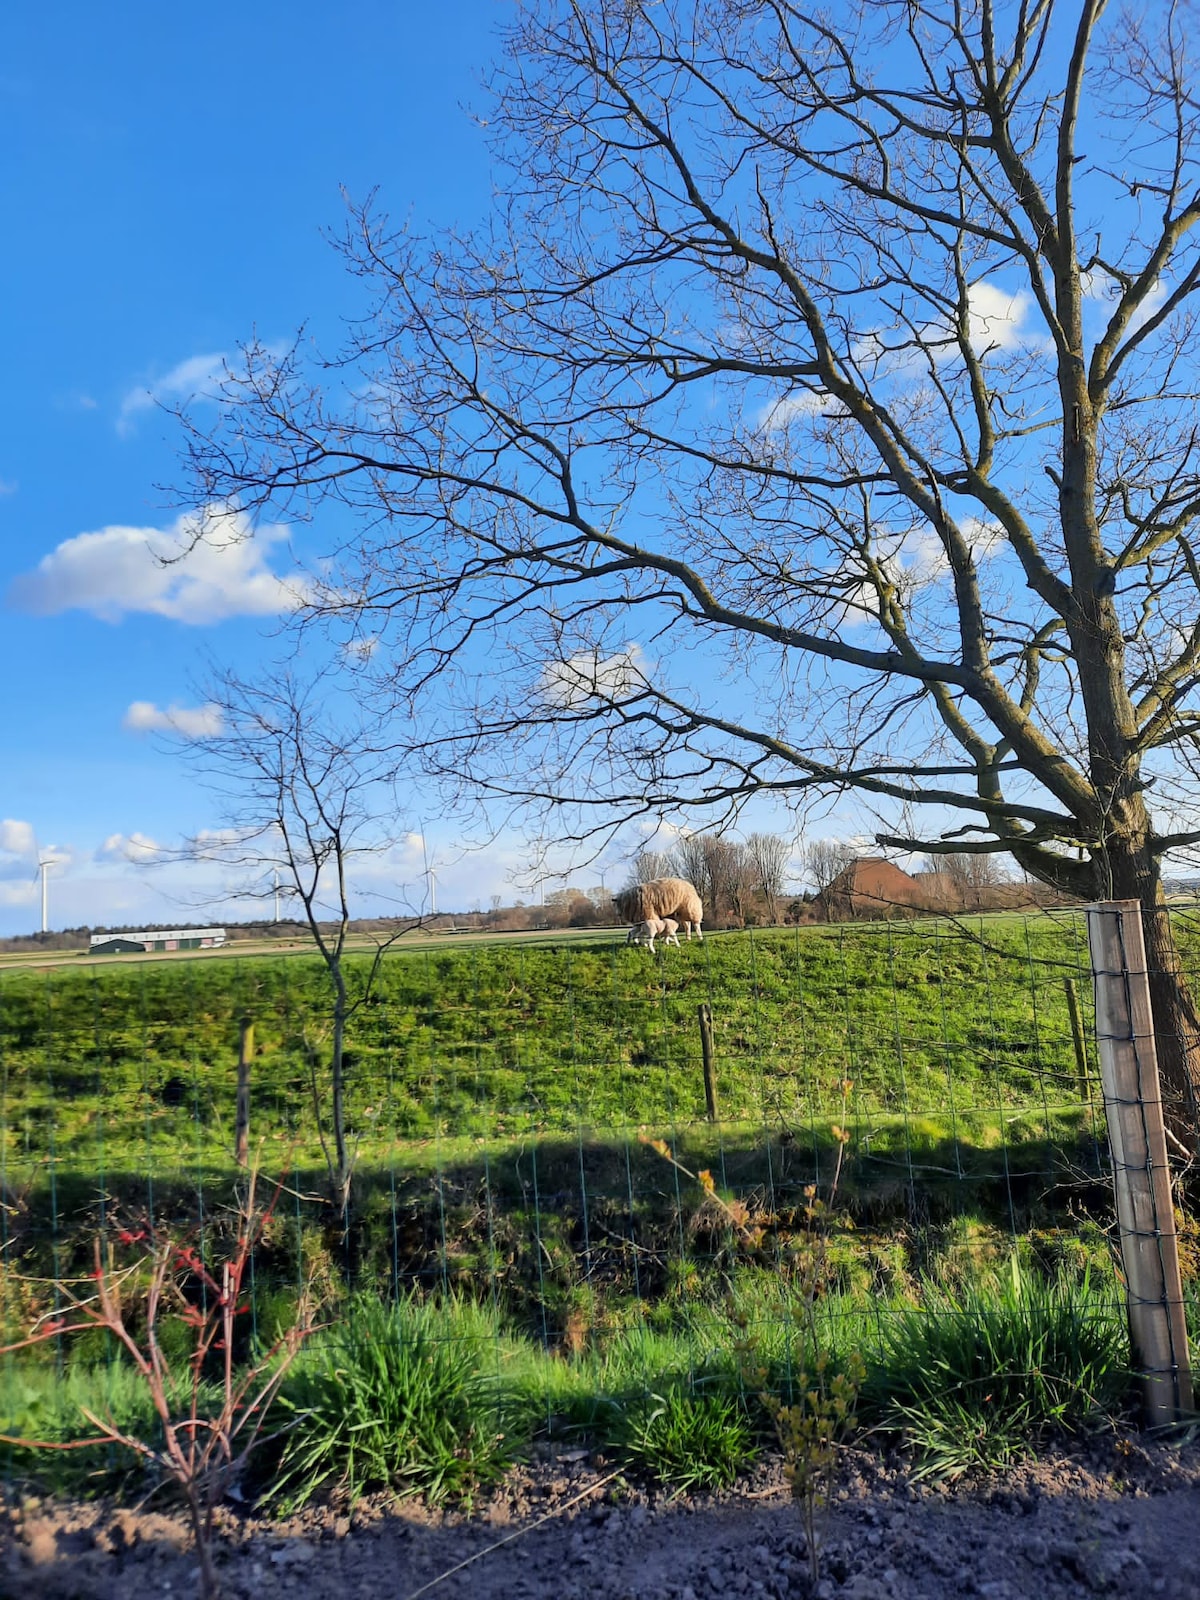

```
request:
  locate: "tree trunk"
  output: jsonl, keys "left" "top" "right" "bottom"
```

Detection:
{"left": 331, "top": 970, "right": 351, "bottom": 1217}
{"left": 1104, "top": 842, "right": 1200, "bottom": 1157}
{"left": 188, "top": 1497, "right": 221, "bottom": 1600}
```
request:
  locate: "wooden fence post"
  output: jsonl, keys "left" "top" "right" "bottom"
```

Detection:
{"left": 697, "top": 1004, "right": 718, "bottom": 1124}
{"left": 235, "top": 1017, "right": 254, "bottom": 1168}
{"left": 1085, "top": 901, "right": 1193, "bottom": 1425}
{"left": 1063, "top": 977, "right": 1091, "bottom": 1100}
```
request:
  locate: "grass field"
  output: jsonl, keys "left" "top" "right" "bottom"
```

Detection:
{"left": 5, "top": 912, "right": 1192, "bottom": 1495}
{"left": 0, "top": 913, "right": 1128, "bottom": 1306}
{"left": 0, "top": 924, "right": 613, "bottom": 974}
{"left": 0, "top": 914, "right": 1107, "bottom": 1173}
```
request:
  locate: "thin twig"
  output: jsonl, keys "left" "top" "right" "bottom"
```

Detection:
{"left": 400, "top": 1469, "right": 623, "bottom": 1600}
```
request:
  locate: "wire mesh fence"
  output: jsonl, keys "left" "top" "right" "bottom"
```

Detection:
{"left": 0, "top": 916, "right": 1116, "bottom": 1290}
{"left": 0, "top": 909, "right": 1194, "bottom": 1490}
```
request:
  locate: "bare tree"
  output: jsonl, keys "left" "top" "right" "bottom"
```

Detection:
{"left": 671, "top": 834, "right": 712, "bottom": 906}
{"left": 804, "top": 840, "right": 860, "bottom": 900}
{"left": 633, "top": 848, "right": 676, "bottom": 883}
{"left": 183, "top": 666, "right": 415, "bottom": 1215}
{"left": 746, "top": 832, "right": 791, "bottom": 924}
{"left": 665, "top": 831, "right": 756, "bottom": 922}
{"left": 189, "top": 0, "right": 1200, "bottom": 1134}
{"left": 702, "top": 834, "right": 753, "bottom": 924}
{"left": 942, "top": 850, "right": 1007, "bottom": 912}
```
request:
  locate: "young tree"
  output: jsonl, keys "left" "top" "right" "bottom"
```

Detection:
{"left": 702, "top": 834, "right": 753, "bottom": 924}
{"left": 671, "top": 833, "right": 712, "bottom": 904}
{"left": 183, "top": 666, "right": 417, "bottom": 1215}
{"left": 189, "top": 1, "right": 1200, "bottom": 1134}
{"left": 669, "top": 832, "right": 756, "bottom": 922}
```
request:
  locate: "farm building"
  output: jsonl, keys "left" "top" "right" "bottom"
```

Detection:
{"left": 88, "top": 928, "right": 227, "bottom": 954}
{"left": 817, "top": 860, "right": 928, "bottom": 921}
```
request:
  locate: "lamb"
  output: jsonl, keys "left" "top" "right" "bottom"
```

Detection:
{"left": 628, "top": 915, "right": 681, "bottom": 953}
{"left": 613, "top": 876, "right": 704, "bottom": 942}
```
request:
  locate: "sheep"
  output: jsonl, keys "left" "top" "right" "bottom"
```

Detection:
{"left": 614, "top": 877, "right": 704, "bottom": 942}
{"left": 629, "top": 915, "right": 681, "bottom": 953}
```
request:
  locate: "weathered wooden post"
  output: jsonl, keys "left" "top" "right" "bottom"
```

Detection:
{"left": 697, "top": 1003, "right": 718, "bottom": 1123}
{"left": 235, "top": 1017, "right": 254, "bottom": 1168}
{"left": 1086, "top": 901, "right": 1193, "bottom": 1425}
{"left": 1063, "top": 977, "right": 1091, "bottom": 1100}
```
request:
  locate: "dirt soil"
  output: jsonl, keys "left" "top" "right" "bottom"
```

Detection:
{"left": 3, "top": 1436, "right": 1199, "bottom": 1600}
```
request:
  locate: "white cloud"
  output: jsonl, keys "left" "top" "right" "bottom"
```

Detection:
{"left": 836, "top": 529, "right": 947, "bottom": 626}
{"left": 0, "top": 835, "right": 74, "bottom": 902}
{"left": 1082, "top": 269, "right": 1170, "bottom": 337}
{"left": 881, "top": 517, "right": 1003, "bottom": 582}
{"left": 0, "top": 819, "right": 36, "bottom": 858}
{"left": 540, "top": 646, "right": 647, "bottom": 709}
{"left": 890, "top": 528, "right": 949, "bottom": 589}
{"left": 123, "top": 701, "right": 224, "bottom": 739}
{"left": 852, "top": 279, "right": 1036, "bottom": 375}
{"left": 756, "top": 390, "right": 848, "bottom": 434}
{"left": 886, "top": 517, "right": 1003, "bottom": 582}
{"left": 9, "top": 505, "right": 309, "bottom": 625}
{"left": 959, "top": 515, "right": 1005, "bottom": 559}
{"left": 758, "top": 282, "right": 1037, "bottom": 431}
{"left": 342, "top": 635, "right": 379, "bottom": 663}
{"left": 119, "top": 352, "right": 228, "bottom": 432}
{"left": 187, "top": 826, "right": 261, "bottom": 862}
{"left": 98, "top": 831, "right": 164, "bottom": 864}
{"left": 965, "top": 282, "right": 1033, "bottom": 353}
{"left": 634, "top": 818, "right": 689, "bottom": 848}
{"left": 835, "top": 511, "right": 1008, "bottom": 632}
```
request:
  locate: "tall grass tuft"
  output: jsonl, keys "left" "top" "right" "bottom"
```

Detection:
{"left": 614, "top": 1382, "right": 757, "bottom": 1492}
{"left": 272, "top": 1295, "right": 520, "bottom": 1509}
{"left": 864, "top": 1259, "right": 1129, "bottom": 1479}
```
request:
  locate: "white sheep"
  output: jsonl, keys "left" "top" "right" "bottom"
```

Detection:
{"left": 629, "top": 915, "right": 681, "bottom": 953}
{"left": 614, "top": 877, "right": 705, "bottom": 942}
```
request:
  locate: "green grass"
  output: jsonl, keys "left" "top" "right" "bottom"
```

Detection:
{"left": 0, "top": 917, "right": 1122, "bottom": 1315}
{"left": 861, "top": 1257, "right": 1129, "bottom": 1479}
{"left": 269, "top": 1295, "right": 518, "bottom": 1509}
{"left": 0, "top": 1356, "right": 189, "bottom": 1494}
{"left": 614, "top": 1383, "right": 758, "bottom": 1491}
{"left": 0, "top": 916, "right": 1108, "bottom": 1184}
{"left": 0, "top": 912, "right": 1154, "bottom": 1471}
{"left": 1, "top": 1260, "right": 1132, "bottom": 1503}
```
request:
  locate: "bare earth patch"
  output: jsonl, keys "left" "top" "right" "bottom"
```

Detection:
{"left": 2, "top": 1438, "right": 1198, "bottom": 1600}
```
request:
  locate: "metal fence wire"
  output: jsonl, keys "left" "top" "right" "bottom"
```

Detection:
{"left": 0, "top": 909, "right": 1195, "bottom": 1455}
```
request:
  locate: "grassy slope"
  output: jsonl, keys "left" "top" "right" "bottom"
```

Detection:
{"left": 0, "top": 915, "right": 1123, "bottom": 1302}
{"left": 1, "top": 915, "right": 1103, "bottom": 1176}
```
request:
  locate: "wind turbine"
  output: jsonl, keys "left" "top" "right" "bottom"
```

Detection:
{"left": 419, "top": 829, "right": 439, "bottom": 919}
{"left": 35, "top": 854, "right": 56, "bottom": 935}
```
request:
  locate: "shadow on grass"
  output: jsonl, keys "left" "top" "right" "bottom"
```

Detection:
{"left": 4, "top": 1114, "right": 1112, "bottom": 1321}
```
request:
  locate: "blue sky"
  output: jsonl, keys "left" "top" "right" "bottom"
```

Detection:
{"left": 0, "top": 0, "right": 560, "bottom": 933}
{"left": 2, "top": 3, "right": 1085, "bottom": 934}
